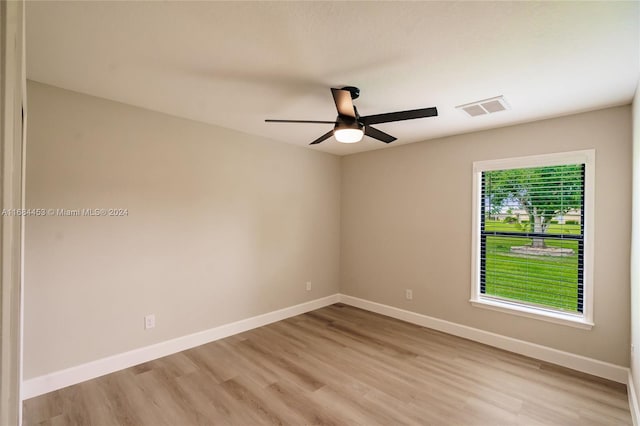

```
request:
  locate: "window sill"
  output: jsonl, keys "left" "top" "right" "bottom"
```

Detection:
{"left": 470, "top": 297, "right": 594, "bottom": 330}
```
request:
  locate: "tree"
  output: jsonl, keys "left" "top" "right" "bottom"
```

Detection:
{"left": 484, "top": 165, "right": 583, "bottom": 247}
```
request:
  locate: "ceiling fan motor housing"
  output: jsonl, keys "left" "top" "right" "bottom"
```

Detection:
{"left": 335, "top": 116, "right": 363, "bottom": 132}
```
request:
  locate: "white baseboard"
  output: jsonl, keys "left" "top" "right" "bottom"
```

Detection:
{"left": 629, "top": 371, "right": 640, "bottom": 426}
{"left": 23, "top": 292, "right": 630, "bottom": 401}
{"left": 338, "top": 294, "right": 629, "bottom": 384}
{"left": 21, "top": 294, "right": 340, "bottom": 400}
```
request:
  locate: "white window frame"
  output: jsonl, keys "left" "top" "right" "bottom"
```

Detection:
{"left": 470, "top": 150, "right": 595, "bottom": 330}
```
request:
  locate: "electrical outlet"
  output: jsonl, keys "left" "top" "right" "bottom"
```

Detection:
{"left": 405, "top": 289, "right": 413, "bottom": 300}
{"left": 306, "top": 281, "right": 312, "bottom": 291}
{"left": 144, "top": 314, "right": 156, "bottom": 330}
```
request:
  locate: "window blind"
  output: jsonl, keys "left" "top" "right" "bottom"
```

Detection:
{"left": 479, "top": 164, "right": 585, "bottom": 314}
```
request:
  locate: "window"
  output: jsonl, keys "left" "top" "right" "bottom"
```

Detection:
{"left": 471, "top": 150, "right": 594, "bottom": 329}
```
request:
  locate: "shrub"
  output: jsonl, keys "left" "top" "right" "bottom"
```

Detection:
{"left": 503, "top": 216, "right": 518, "bottom": 224}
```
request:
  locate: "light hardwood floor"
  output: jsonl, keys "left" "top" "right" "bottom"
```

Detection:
{"left": 24, "top": 304, "right": 631, "bottom": 425}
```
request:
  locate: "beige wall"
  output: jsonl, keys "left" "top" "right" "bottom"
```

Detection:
{"left": 341, "top": 106, "right": 631, "bottom": 366}
{"left": 24, "top": 81, "right": 341, "bottom": 378}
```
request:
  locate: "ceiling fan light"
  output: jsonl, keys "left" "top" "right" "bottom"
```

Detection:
{"left": 334, "top": 128, "right": 364, "bottom": 143}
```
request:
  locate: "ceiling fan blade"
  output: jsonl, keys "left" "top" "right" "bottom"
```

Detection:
{"left": 364, "top": 126, "right": 397, "bottom": 144}
{"left": 265, "top": 119, "right": 337, "bottom": 124}
{"left": 309, "top": 130, "right": 334, "bottom": 145}
{"left": 361, "top": 107, "right": 438, "bottom": 125}
{"left": 331, "top": 88, "right": 356, "bottom": 118}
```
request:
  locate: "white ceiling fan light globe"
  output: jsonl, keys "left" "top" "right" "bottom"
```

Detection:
{"left": 334, "top": 128, "right": 364, "bottom": 143}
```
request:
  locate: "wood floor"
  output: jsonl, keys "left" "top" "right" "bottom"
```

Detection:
{"left": 24, "top": 304, "right": 631, "bottom": 425}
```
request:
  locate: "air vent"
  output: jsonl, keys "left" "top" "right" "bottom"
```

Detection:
{"left": 456, "top": 96, "right": 510, "bottom": 117}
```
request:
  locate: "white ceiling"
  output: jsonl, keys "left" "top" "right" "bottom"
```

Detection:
{"left": 26, "top": 1, "right": 639, "bottom": 156}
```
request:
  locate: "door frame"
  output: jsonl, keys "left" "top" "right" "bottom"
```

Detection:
{"left": 0, "top": 1, "right": 26, "bottom": 424}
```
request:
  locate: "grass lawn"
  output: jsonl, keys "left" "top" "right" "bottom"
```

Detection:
{"left": 483, "top": 220, "right": 581, "bottom": 312}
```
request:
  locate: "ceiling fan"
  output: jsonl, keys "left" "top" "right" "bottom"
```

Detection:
{"left": 265, "top": 86, "right": 438, "bottom": 145}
